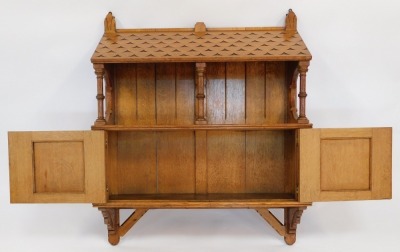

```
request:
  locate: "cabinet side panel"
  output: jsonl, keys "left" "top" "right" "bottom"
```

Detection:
{"left": 226, "top": 62, "right": 245, "bottom": 124}
{"left": 136, "top": 63, "right": 156, "bottom": 125}
{"left": 245, "top": 131, "right": 286, "bottom": 193}
{"left": 265, "top": 62, "right": 286, "bottom": 124}
{"left": 371, "top": 128, "right": 392, "bottom": 199}
{"left": 299, "top": 129, "right": 321, "bottom": 202}
{"left": 246, "top": 62, "right": 266, "bottom": 124}
{"left": 106, "top": 132, "right": 119, "bottom": 195}
{"left": 83, "top": 131, "right": 107, "bottom": 203}
{"left": 207, "top": 131, "right": 246, "bottom": 193}
{"left": 206, "top": 62, "right": 226, "bottom": 124}
{"left": 9, "top": 132, "right": 33, "bottom": 202}
{"left": 157, "top": 132, "right": 195, "bottom": 193}
{"left": 115, "top": 64, "right": 137, "bottom": 125}
{"left": 284, "top": 130, "right": 297, "bottom": 194}
{"left": 116, "top": 132, "right": 157, "bottom": 194}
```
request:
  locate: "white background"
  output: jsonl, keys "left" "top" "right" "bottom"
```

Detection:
{"left": 0, "top": 0, "right": 399, "bottom": 251}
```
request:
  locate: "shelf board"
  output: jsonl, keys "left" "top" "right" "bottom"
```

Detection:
{"left": 94, "top": 193, "right": 311, "bottom": 209}
{"left": 92, "top": 123, "right": 313, "bottom": 131}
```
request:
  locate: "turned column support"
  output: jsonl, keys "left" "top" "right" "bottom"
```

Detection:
{"left": 98, "top": 208, "right": 148, "bottom": 246}
{"left": 297, "top": 61, "right": 310, "bottom": 124}
{"left": 93, "top": 63, "right": 106, "bottom": 126}
{"left": 195, "top": 62, "right": 207, "bottom": 124}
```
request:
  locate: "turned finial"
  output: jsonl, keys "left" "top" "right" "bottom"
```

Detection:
{"left": 104, "top": 12, "right": 116, "bottom": 34}
{"left": 285, "top": 9, "right": 297, "bottom": 38}
{"left": 194, "top": 22, "right": 206, "bottom": 37}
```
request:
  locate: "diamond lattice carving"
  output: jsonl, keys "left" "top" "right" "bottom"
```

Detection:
{"left": 92, "top": 28, "right": 311, "bottom": 63}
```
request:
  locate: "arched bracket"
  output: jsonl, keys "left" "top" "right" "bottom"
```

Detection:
{"left": 98, "top": 208, "right": 148, "bottom": 245}
{"left": 287, "top": 63, "right": 299, "bottom": 122}
{"left": 256, "top": 207, "right": 306, "bottom": 245}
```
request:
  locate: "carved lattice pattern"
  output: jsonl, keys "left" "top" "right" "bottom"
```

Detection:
{"left": 92, "top": 28, "right": 311, "bottom": 63}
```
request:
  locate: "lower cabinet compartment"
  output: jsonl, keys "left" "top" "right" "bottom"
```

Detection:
{"left": 106, "top": 130, "right": 298, "bottom": 204}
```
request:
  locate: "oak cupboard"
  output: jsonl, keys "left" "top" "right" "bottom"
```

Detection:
{"left": 8, "top": 10, "right": 392, "bottom": 245}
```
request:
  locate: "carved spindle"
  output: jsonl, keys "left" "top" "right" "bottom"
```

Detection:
{"left": 195, "top": 63, "right": 207, "bottom": 124}
{"left": 297, "top": 61, "right": 310, "bottom": 124}
{"left": 94, "top": 63, "right": 106, "bottom": 126}
{"left": 99, "top": 208, "right": 120, "bottom": 245}
{"left": 284, "top": 207, "right": 306, "bottom": 245}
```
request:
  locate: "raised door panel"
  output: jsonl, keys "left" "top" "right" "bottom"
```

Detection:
{"left": 9, "top": 131, "right": 106, "bottom": 203}
{"left": 299, "top": 128, "right": 392, "bottom": 202}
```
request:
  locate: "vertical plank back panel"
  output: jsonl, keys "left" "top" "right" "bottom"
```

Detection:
{"left": 226, "top": 62, "right": 246, "bottom": 124}
{"left": 175, "top": 63, "right": 195, "bottom": 124}
{"left": 246, "top": 62, "right": 266, "bottom": 124}
{"left": 206, "top": 63, "right": 226, "bottom": 124}
{"left": 116, "top": 132, "right": 157, "bottom": 194}
{"left": 158, "top": 132, "right": 195, "bottom": 193}
{"left": 207, "top": 131, "right": 246, "bottom": 193}
{"left": 265, "top": 62, "right": 287, "bottom": 123}
{"left": 156, "top": 63, "right": 176, "bottom": 124}
{"left": 115, "top": 64, "right": 137, "bottom": 125}
{"left": 245, "top": 131, "right": 286, "bottom": 193}
{"left": 195, "top": 131, "right": 208, "bottom": 193}
{"left": 136, "top": 64, "right": 156, "bottom": 125}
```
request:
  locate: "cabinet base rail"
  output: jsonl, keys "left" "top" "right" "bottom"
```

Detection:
{"left": 97, "top": 207, "right": 307, "bottom": 246}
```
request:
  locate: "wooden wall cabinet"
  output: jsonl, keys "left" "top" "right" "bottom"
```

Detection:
{"left": 8, "top": 10, "right": 392, "bottom": 245}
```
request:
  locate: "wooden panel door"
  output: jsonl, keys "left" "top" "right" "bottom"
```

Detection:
{"left": 299, "top": 128, "right": 391, "bottom": 202}
{"left": 9, "top": 131, "right": 106, "bottom": 203}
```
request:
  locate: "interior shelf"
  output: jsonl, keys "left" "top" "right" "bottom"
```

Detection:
{"left": 110, "top": 193, "right": 295, "bottom": 201}
{"left": 92, "top": 123, "right": 313, "bottom": 131}
{"left": 95, "top": 193, "right": 310, "bottom": 209}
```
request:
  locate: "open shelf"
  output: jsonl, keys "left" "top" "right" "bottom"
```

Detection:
{"left": 92, "top": 123, "right": 312, "bottom": 131}
{"left": 94, "top": 193, "right": 310, "bottom": 209}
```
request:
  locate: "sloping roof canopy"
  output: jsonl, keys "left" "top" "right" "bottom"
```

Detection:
{"left": 91, "top": 10, "right": 312, "bottom": 63}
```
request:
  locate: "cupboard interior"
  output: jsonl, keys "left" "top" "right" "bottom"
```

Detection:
{"left": 106, "top": 129, "right": 297, "bottom": 200}
{"left": 104, "top": 61, "right": 299, "bottom": 201}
